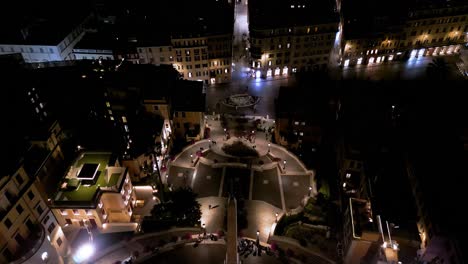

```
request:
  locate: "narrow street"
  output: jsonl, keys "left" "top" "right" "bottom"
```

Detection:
{"left": 232, "top": 0, "right": 250, "bottom": 82}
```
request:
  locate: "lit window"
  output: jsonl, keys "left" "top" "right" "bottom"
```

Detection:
{"left": 106, "top": 102, "right": 110, "bottom": 107}
{"left": 31, "top": 98, "right": 35, "bottom": 103}
{"left": 39, "top": 102, "right": 44, "bottom": 108}
{"left": 124, "top": 125, "right": 129, "bottom": 132}
{"left": 73, "top": 209, "right": 79, "bottom": 215}
{"left": 224, "top": 68, "right": 228, "bottom": 73}
{"left": 122, "top": 116, "right": 127, "bottom": 123}
{"left": 98, "top": 202, "right": 103, "bottom": 208}
{"left": 86, "top": 210, "right": 92, "bottom": 215}
{"left": 357, "top": 57, "right": 363, "bottom": 65}
{"left": 278, "top": 44, "right": 282, "bottom": 49}
{"left": 299, "top": 132, "right": 304, "bottom": 136}
{"left": 36, "top": 107, "right": 39, "bottom": 113}
{"left": 294, "top": 121, "right": 299, "bottom": 125}
{"left": 307, "top": 28, "right": 310, "bottom": 34}
{"left": 110, "top": 116, "right": 114, "bottom": 121}
{"left": 287, "top": 43, "right": 290, "bottom": 49}
{"left": 268, "top": 61, "right": 272, "bottom": 66}
{"left": 60, "top": 209, "right": 68, "bottom": 215}
{"left": 346, "top": 173, "right": 351, "bottom": 179}
{"left": 301, "top": 122, "right": 305, "bottom": 125}
{"left": 290, "top": 5, "right": 294, "bottom": 8}
{"left": 108, "top": 110, "right": 112, "bottom": 115}
{"left": 188, "top": 72, "right": 192, "bottom": 78}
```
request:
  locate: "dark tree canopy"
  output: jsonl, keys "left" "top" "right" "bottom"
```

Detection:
{"left": 142, "top": 187, "right": 201, "bottom": 232}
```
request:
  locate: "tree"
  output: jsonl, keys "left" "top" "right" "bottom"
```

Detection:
{"left": 142, "top": 187, "right": 202, "bottom": 232}
{"left": 426, "top": 58, "right": 449, "bottom": 80}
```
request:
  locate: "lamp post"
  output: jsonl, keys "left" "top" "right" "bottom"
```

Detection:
{"left": 209, "top": 139, "right": 212, "bottom": 148}
{"left": 308, "top": 186, "right": 312, "bottom": 196}
{"left": 283, "top": 160, "right": 286, "bottom": 170}
{"left": 190, "top": 154, "right": 194, "bottom": 163}
{"left": 268, "top": 143, "right": 271, "bottom": 153}
{"left": 256, "top": 230, "right": 260, "bottom": 245}
{"left": 275, "top": 213, "right": 279, "bottom": 222}
{"left": 202, "top": 223, "right": 207, "bottom": 237}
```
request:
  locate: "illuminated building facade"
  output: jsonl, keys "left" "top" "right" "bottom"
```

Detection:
{"left": 138, "top": 34, "right": 233, "bottom": 84}
{"left": 249, "top": 0, "right": 339, "bottom": 78}
{"left": 341, "top": 0, "right": 468, "bottom": 67}
{"left": 50, "top": 152, "right": 138, "bottom": 234}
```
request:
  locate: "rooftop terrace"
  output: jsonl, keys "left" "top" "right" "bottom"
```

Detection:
{"left": 53, "top": 152, "right": 124, "bottom": 206}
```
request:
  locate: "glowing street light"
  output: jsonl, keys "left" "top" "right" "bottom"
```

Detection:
{"left": 308, "top": 186, "right": 312, "bottom": 196}
{"left": 256, "top": 230, "right": 260, "bottom": 247}
{"left": 202, "top": 223, "right": 207, "bottom": 236}
{"left": 275, "top": 213, "right": 279, "bottom": 222}
{"left": 268, "top": 143, "right": 271, "bottom": 153}
{"left": 283, "top": 160, "right": 286, "bottom": 170}
{"left": 73, "top": 242, "right": 95, "bottom": 263}
{"left": 190, "top": 154, "right": 194, "bottom": 163}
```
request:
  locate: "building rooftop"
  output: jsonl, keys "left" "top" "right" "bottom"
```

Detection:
{"left": 275, "top": 86, "right": 331, "bottom": 122}
{"left": 74, "top": 32, "right": 115, "bottom": 51}
{"left": 249, "top": 0, "right": 339, "bottom": 30}
{"left": 0, "top": 5, "right": 92, "bottom": 45}
{"left": 172, "top": 80, "right": 206, "bottom": 112}
{"left": 52, "top": 152, "right": 125, "bottom": 207}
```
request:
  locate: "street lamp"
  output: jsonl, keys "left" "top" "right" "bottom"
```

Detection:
{"left": 73, "top": 242, "right": 95, "bottom": 263}
{"left": 308, "top": 186, "right": 312, "bottom": 196}
{"left": 209, "top": 139, "right": 212, "bottom": 148}
{"left": 283, "top": 160, "right": 286, "bottom": 170}
{"left": 202, "top": 223, "right": 207, "bottom": 237}
{"left": 268, "top": 143, "right": 271, "bottom": 153}
{"left": 275, "top": 213, "right": 279, "bottom": 222}
{"left": 256, "top": 230, "right": 260, "bottom": 246}
{"left": 190, "top": 154, "right": 194, "bottom": 163}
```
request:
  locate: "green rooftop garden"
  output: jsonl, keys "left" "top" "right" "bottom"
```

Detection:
{"left": 55, "top": 153, "right": 124, "bottom": 202}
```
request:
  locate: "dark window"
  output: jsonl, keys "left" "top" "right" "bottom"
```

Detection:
{"left": 15, "top": 233, "right": 25, "bottom": 245}
{"left": 36, "top": 204, "right": 44, "bottom": 215}
{"left": 175, "top": 112, "right": 178, "bottom": 117}
{"left": 4, "top": 218, "right": 12, "bottom": 229}
{"left": 57, "top": 237, "right": 63, "bottom": 246}
{"left": 2, "top": 248, "right": 13, "bottom": 262}
{"left": 16, "top": 174, "right": 24, "bottom": 185}
{"left": 16, "top": 204, "right": 24, "bottom": 214}
{"left": 48, "top": 222, "right": 56, "bottom": 233}
{"left": 153, "top": 105, "right": 159, "bottom": 111}
{"left": 182, "top": 112, "right": 186, "bottom": 118}
{"left": 66, "top": 218, "right": 72, "bottom": 225}
{"left": 43, "top": 215, "right": 50, "bottom": 224}
{"left": 26, "top": 219, "right": 34, "bottom": 231}
{"left": 27, "top": 190, "right": 34, "bottom": 200}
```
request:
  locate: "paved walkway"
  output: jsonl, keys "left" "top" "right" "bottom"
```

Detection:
{"left": 167, "top": 114, "right": 316, "bottom": 243}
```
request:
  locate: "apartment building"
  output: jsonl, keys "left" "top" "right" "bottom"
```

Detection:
{"left": 402, "top": 2, "right": 468, "bottom": 58}
{"left": 274, "top": 86, "right": 325, "bottom": 150}
{"left": 134, "top": 0, "right": 233, "bottom": 84}
{"left": 50, "top": 152, "right": 138, "bottom": 234}
{"left": 0, "top": 10, "right": 92, "bottom": 64}
{"left": 137, "top": 34, "right": 233, "bottom": 84}
{"left": 1, "top": 145, "right": 66, "bottom": 264}
{"left": 72, "top": 32, "right": 115, "bottom": 60}
{"left": 341, "top": 0, "right": 468, "bottom": 66}
{"left": 172, "top": 80, "right": 206, "bottom": 141}
{"left": 249, "top": 0, "right": 339, "bottom": 77}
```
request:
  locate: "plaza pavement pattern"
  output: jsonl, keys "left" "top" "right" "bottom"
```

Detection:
{"left": 168, "top": 114, "right": 316, "bottom": 243}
